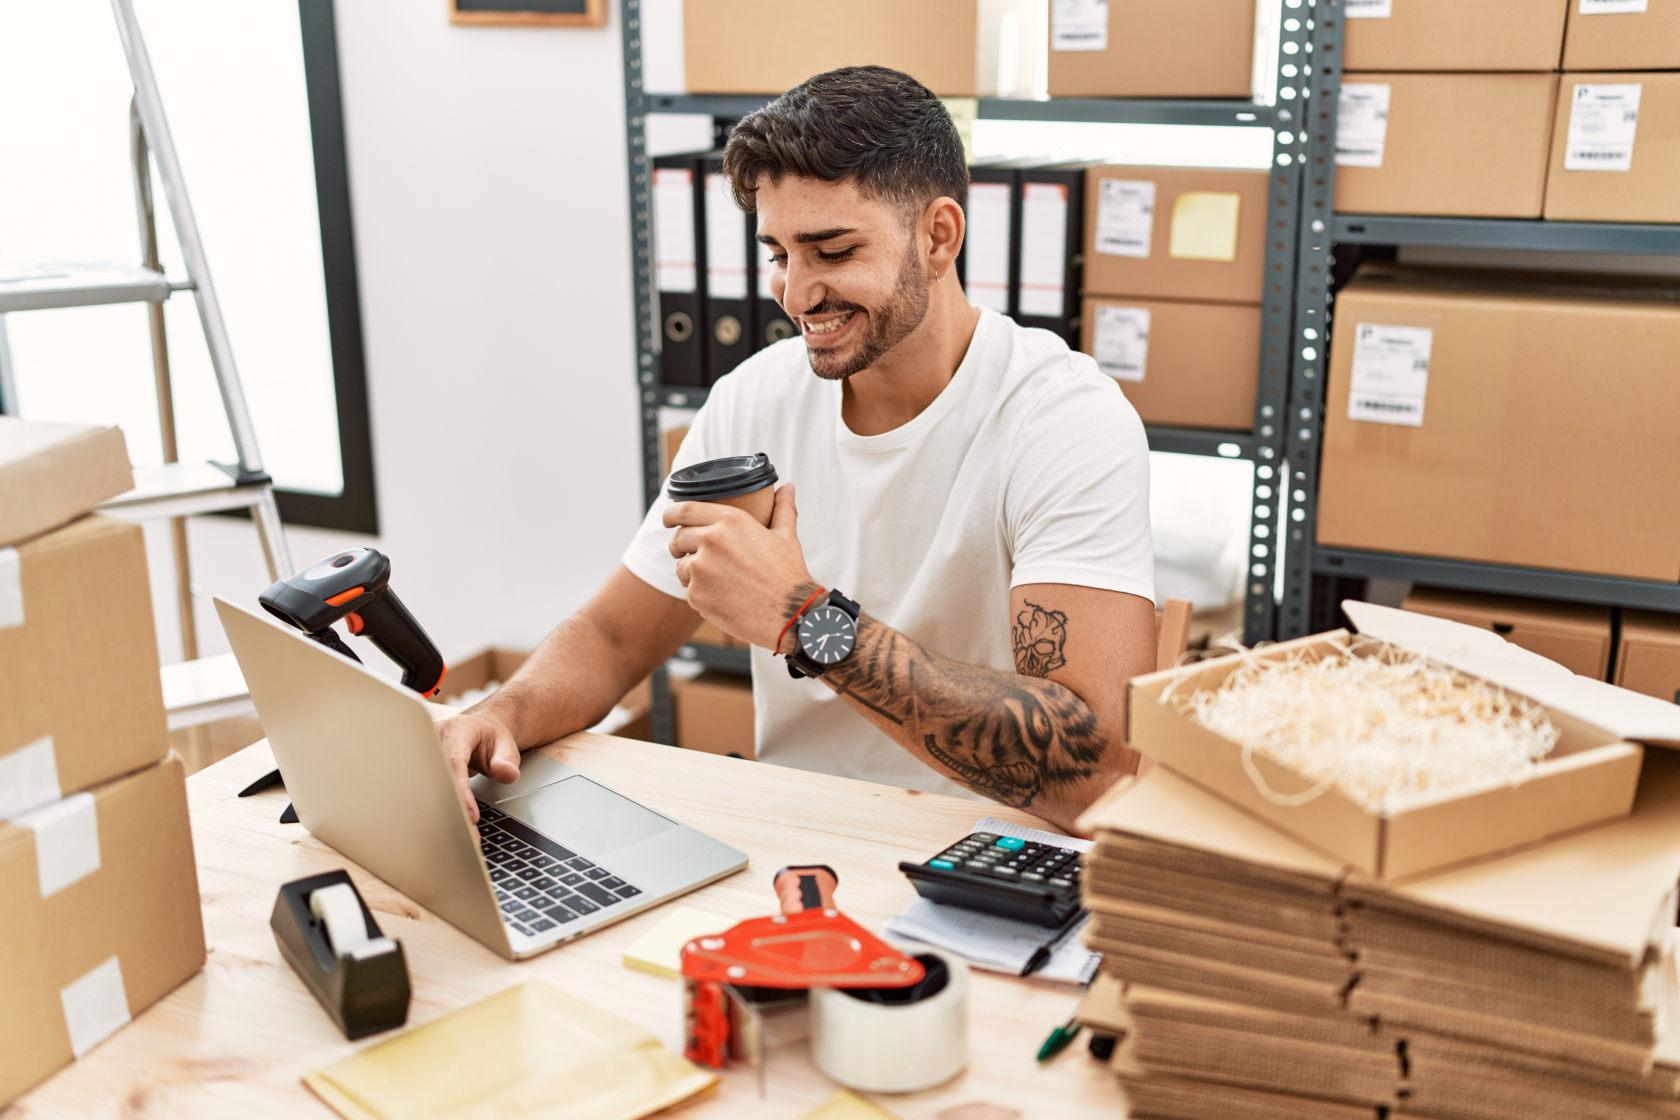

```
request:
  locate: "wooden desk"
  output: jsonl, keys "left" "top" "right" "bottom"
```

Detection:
{"left": 14, "top": 735, "right": 1124, "bottom": 1118}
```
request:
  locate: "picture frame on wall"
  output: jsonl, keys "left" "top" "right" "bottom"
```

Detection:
{"left": 449, "top": 0, "right": 607, "bottom": 28}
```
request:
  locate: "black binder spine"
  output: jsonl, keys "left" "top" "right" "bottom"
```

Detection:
{"left": 653, "top": 154, "right": 706, "bottom": 387}
{"left": 958, "top": 165, "right": 1021, "bottom": 320}
{"left": 700, "top": 158, "right": 755, "bottom": 381}
{"left": 1015, "top": 166, "right": 1086, "bottom": 347}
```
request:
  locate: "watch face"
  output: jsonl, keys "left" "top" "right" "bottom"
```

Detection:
{"left": 798, "top": 605, "right": 857, "bottom": 666}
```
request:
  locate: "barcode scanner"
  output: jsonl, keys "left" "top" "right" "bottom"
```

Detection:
{"left": 258, "top": 548, "right": 446, "bottom": 698}
{"left": 239, "top": 548, "right": 447, "bottom": 820}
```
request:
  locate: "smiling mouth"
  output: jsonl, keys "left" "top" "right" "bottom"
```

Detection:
{"left": 803, "top": 311, "right": 855, "bottom": 336}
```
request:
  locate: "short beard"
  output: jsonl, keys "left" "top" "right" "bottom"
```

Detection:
{"left": 802, "top": 241, "right": 931, "bottom": 382}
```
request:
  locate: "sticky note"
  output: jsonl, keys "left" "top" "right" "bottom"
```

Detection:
{"left": 1168, "top": 192, "right": 1241, "bottom": 262}
{"left": 799, "top": 1090, "right": 905, "bottom": 1120}
{"left": 621, "top": 905, "right": 731, "bottom": 980}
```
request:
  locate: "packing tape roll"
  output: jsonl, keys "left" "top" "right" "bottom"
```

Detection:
{"left": 810, "top": 942, "right": 968, "bottom": 1093}
{"left": 310, "top": 883, "right": 371, "bottom": 957}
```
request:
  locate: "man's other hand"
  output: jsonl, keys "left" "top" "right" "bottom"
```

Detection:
{"left": 437, "top": 711, "right": 522, "bottom": 823}
{"left": 664, "top": 483, "right": 815, "bottom": 649}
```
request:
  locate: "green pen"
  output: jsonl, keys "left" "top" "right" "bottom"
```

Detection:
{"left": 1036, "top": 1016, "right": 1082, "bottom": 1062}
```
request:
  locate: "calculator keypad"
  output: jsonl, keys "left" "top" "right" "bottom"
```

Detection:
{"left": 926, "top": 832, "right": 1082, "bottom": 888}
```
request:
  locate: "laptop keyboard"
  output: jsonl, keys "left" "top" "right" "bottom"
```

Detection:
{"left": 475, "top": 801, "right": 644, "bottom": 937}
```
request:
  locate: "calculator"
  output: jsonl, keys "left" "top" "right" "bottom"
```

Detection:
{"left": 897, "top": 832, "right": 1084, "bottom": 930}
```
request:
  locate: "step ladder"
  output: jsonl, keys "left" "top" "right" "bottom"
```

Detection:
{"left": 0, "top": 0, "right": 293, "bottom": 726}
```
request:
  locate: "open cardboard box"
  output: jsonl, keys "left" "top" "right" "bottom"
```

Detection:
{"left": 1127, "top": 602, "right": 1680, "bottom": 880}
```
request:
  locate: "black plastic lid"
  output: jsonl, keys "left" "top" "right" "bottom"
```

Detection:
{"left": 666, "top": 453, "right": 778, "bottom": 502}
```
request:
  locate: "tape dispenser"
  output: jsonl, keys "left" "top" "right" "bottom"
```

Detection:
{"left": 271, "top": 870, "right": 411, "bottom": 1040}
{"left": 681, "top": 866, "right": 968, "bottom": 1094}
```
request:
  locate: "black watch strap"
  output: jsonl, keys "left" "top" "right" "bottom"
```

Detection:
{"left": 787, "top": 589, "right": 859, "bottom": 679}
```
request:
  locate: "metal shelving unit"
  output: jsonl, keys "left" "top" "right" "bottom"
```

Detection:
{"left": 622, "top": 3, "right": 1321, "bottom": 739}
{"left": 1278, "top": 2, "right": 1680, "bottom": 638}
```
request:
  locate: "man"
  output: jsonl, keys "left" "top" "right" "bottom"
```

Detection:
{"left": 441, "top": 66, "right": 1156, "bottom": 833}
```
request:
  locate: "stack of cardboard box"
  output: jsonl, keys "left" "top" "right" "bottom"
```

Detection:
{"left": 0, "top": 418, "right": 206, "bottom": 1106}
{"left": 1338, "top": 0, "right": 1680, "bottom": 221}
{"left": 1078, "top": 165, "right": 1268, "bottom": 431}
{"left": 1075, "top": 637, "right": 1680, "bottom": 1119}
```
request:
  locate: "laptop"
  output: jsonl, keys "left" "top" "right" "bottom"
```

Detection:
{"left": 215, "top": 597, "right": 748, "bottom": 960}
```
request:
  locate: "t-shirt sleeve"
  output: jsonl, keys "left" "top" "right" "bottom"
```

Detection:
{"left": 1003, "top": 367, "right": 1155, "bottom": 602}
{"left": 620, "top": 397, "right": 727, "bottom": 601}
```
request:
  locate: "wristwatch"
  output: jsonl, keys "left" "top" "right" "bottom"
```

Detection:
{"left": 787, "top": 589, "right": 860, "bottom": 679}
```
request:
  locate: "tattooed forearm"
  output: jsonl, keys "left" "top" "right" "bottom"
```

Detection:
{"left": 817, "top": 616, "right": 1111, "bottom": 823}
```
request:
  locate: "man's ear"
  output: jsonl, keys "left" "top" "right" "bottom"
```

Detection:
{"left": 922, "top": 195, "right": 965, "bottom": 280}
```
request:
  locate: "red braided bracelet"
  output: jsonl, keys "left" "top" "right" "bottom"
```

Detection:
{"left": 775, "top": 587, "right": 827, "bottom": 657}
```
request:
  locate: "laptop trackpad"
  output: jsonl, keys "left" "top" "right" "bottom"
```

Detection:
{"left": 497, "top": 775, "right": 677, "bottom": 856}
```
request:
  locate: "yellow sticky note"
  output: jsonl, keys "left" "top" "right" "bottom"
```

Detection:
{"left": 1168, "top": 191, "right": 1241, "bottom": 261}
{"left": 621, "top": 905, "right": 731, "bottom": 980}
{"left": 798, "top": 1090, "right": 904, "bottom": 1120}
{"left": 304, "top": 980, "right": 717, "bottom": 1120}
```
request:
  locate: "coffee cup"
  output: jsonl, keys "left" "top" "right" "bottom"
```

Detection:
{"left": 666, "top": 453, "right": 779, "bottom": 527}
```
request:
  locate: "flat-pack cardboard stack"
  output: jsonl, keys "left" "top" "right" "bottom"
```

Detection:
{"left": 1077, "top": 603, "right": 1680, "bottom": 1120}
{"left": 0, "top": 418, "right": 206, "bottom": 1106}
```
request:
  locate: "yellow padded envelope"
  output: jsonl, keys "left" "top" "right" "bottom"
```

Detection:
{"left": 1168, "top": 192, "right": 1241, "bottom": 261}
{"left": 304, "top": 980, "right": 718, "bottom": 1120}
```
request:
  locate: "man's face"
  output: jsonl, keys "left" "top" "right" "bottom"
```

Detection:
{"left": 754, "top": 176, "right": 933, "bottom": 381}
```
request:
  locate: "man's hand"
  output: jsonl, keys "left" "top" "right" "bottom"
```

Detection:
{"left": 436, "top": 710, "right": 522, "bottom": 823}
{"left": 664, "top": 483, "right": 816, "bottom": 649}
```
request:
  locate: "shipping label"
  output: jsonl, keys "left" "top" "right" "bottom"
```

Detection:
{"left": 1093, "top": 305, "right": 1151, "bottom": 383}
{"left": 1348, "top": 323, "right": 1432, "bottom": 427}
{"left": 1052, "top": 0, "right": 1108, "bottom": 51}
{"left": 1565, "top": 84, "right": 1641, "bottom": 172}
{"left": 1580, "top": 0, "right": 1648, "bottom": 13}
{"left": 1347, "top": 0, "right": 1393, "bottom": 16}
{"left": 1094, "top": 179, "right": 1156, "bottom": 258}
{"left": 1336, "top": 84, "right": 1391, "bottom": 168}
{"left": 1019, "top": 182, "right": 1069, "bottom": 318}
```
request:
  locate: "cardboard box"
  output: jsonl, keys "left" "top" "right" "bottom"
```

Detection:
{"left": 1334, "top": 73, "right": 1559, "bottom": 218}
{"left": 0, "top": 757, "right": 206, "bottom": 1105}
{"left": 0, "top": 418, "right": 132, "bottom": 549}
{"left": 1402, "top": 587, "right": 1613, "bottom": 680}
{"left": 1563, "top": 2, "right": 1680, "bottom": 71}
{"left": 1047, "top": 0, "right": 1254, "bottom": 98}
{"left": 1344, "top": 0, "right": 1568, "bottom": 71}
{"left": 1127, "top": 604, "right": 1653, "bottom": 880}
{"left": 1617, "top": 611, "right": 1680, "bottom": 706}
{"left": 683, "top": 0, "right": 980, "bottom": 96}
{"left": 1316, "top": 266, "right": 1680, "bottom": 582}
{"left": 1080, "top": 297, "right": 1259, "bottom": 430}
{"left": 1082, "top": 166, "right": 1270, "bottom": 304}
{"left": 0, "top": 515, "right": 167, "bottom": 819}
{"left": 433, "top": 647, "right": 530, "bottom": 703}
{"left": 673, "top": 670, "right": 755, "bottom": 759}
{"left": 1544, "top": 72, "right": 1680, "bottom": 224}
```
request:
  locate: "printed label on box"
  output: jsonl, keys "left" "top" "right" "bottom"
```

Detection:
{"left": 1095, "top": 179, "right": 1155, "bottom": 258}
{"left": 0, "top": 546, "right": 21, "bottom": 629}
{"left": 653, "top": 168, "right": 696, "bottom": 294}
{"left": 703, "top": 173, "right": 747, "bottom": 300}
{"left": 1347, "top": 0, "right": 1393, "bottom": 16}
{"left": 60, "top": 957, "right": 130, "bottom": 1059}
{"left": 1348, "top": 323, "right": 1432, "bottom": 426}
{"left": 1580, "top": 0, "right": 1647, "bottom": 12}
{"left": 16, "top": 790, "right": 101, "bottom": 898}
{"left": 1019, "top": 182, "right": 1069, "bottom": 318}
{"left": 966, "top": 181, "right": 1013, "bottom": 313}
{"left": 1052, "top": 0, "right": 1108, "bottom": 51}
{"left": 1337, "top": 84, "right": 1391, "bottom": 168}
{"left": 1566, "top": 84, "right": 1642, "bottom": 172}
{"left": 0, "top": 735, "right": 61, "bottom": 820}
{"left": 1093, "top": 305, "right": 1151, "bottom": 383}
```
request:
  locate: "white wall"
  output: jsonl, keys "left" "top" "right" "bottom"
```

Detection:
{"left": 167, "top": 0, "right": 643, "bottom": 676}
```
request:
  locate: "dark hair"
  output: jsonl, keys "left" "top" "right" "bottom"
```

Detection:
{"left": 722, "top": 66, "right": 968, "bottom": 221}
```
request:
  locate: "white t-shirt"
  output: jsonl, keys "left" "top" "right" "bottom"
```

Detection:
{"left": 624, "top": 308, "right": 1154, "bottom": 798}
